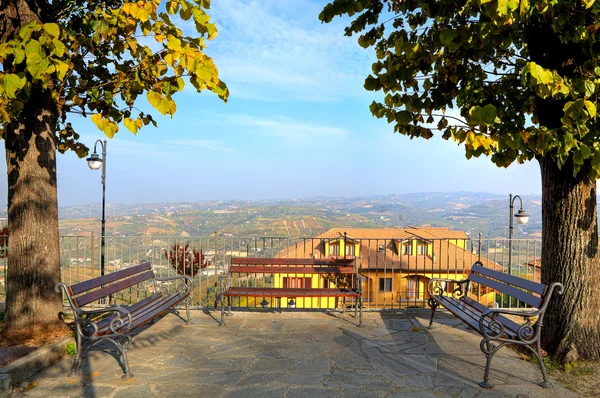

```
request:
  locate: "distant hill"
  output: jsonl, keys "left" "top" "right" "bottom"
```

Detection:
{"left": 52, "top": 192, "right": 542, "bottom": 239}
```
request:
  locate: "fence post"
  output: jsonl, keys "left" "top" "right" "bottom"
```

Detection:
{"left": 478, "top": 233, "right": 482, "bottom": 263}
{"left": 90, "top": 230, "right": 95, "bottom": 274}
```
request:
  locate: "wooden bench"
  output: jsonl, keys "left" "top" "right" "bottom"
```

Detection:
{"left": 427, "top": 261, "right": 563, "bottom": 389}
{"left": 220, "top": 257, "right": 362, "bottom": 326}
{"left": 55, "top": 262, "right": 192, "bottom": 379}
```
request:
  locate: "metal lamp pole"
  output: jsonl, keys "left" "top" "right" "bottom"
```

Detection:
{"left": 87, "top": 140, "right": 107, "bottom": 276}
{"left": 508, "top": 193, "right": 529, "bottom": 275}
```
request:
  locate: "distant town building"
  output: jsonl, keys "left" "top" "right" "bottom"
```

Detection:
{"left": 276, "top": 227, "right": 498, "bottom": 309}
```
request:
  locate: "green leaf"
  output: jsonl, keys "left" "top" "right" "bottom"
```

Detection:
{"left": 26, "top": 53, "right": 49, "bottom": 79}
{"left": 53, "top": 39, "right": 66, "bottom": 57}
{"left": 440, "top": 30, "right": 457, "bottom": 45}
{"left": 583, "top": 80, "right": 595, "bottom": 98}
{"left": 43, "top": 23, "right": 60, "bottom": 39}
{"left": 13, "top": 48, "right": 25, "bottom": 64}
{"left": 19, "top": 21, "right": 40, "bottom": 42}
{"left": 2, "top": 73, "right": 26, "bottom": 98}
{"left": 25, "top": 40, "right": 41, "bottom": 56}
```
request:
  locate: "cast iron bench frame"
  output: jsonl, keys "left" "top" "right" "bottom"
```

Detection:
{"left": 427, "top": 261, "right": 563, "bottom": 389}
{"left": 56, "top": 262, "right": 192, "bottom": 379}
{"left": 220, "top": 257, "right": 362, "bottom": 326}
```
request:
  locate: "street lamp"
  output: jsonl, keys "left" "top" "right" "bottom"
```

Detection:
{"left": 508, "top": 193, "right": 529, "bottom": 274}
{"left": 87, "top": 140, "right": 107, "bottom": 276}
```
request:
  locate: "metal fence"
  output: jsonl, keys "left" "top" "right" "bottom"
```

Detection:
{"left": 0, "top": 234, "right": 542, "bottom": 311}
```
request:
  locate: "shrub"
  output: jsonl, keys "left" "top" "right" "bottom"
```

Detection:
{"left": 164, "top": 243, "right": 209, "bottom": 278}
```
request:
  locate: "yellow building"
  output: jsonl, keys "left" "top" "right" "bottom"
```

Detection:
{"left": 277, "top": 227, "right": 498, "bottom": 309}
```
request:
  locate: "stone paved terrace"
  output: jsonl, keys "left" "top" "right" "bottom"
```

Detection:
{"left": 20, "top": 310, "right": 577, "bottom": 398}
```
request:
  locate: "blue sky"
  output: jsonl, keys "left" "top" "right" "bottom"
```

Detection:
{"left": 0, "top": 0, "right": 541, "bottom": 207}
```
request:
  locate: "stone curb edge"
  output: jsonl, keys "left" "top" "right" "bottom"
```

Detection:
{"left": 0, "top": 336, "right": 74, "bottom": 397}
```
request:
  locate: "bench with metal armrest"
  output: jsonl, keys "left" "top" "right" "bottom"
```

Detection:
{"left": 427, "top": 261, "right": 563, "bottom": 389}
{"left": 56, "top": 262, "right": 192, "bottom": 379}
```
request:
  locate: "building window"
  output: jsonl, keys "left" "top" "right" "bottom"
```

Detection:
{"left": 417, "top": 243, "right": 428, "bottom": 255}
{"left": 379, "top": 277, "right": 392, "bottom": 292}
{"left": 402, "top": 242, "right": 412, "bottom": 255}
{"left": 283, "top": 277, "right": 312, "bottom": 288}
{"left": 345, "top": 244, "right": 355, "bottom": 256}
{"left": 406, "top": 276, "right": 420, "bottom": 298}
{"left": 329, "top": 244, "right": 340, "bottom": 256}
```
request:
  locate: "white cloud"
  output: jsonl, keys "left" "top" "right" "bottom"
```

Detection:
{"left": 77, "top": 132, "right": 232, "bottom": 156}
{"left": 180, "top": 0, "right": 374, "bottom": 102}
{"left": 195, "top": 112, "right": 351, "bottom": 147}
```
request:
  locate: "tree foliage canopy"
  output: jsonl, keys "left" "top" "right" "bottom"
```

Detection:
{"left": 320, "top": 0, "right": 600, "bottom": 178}
{"left": 0, "top": 0, "right": 228, "bottom": 155}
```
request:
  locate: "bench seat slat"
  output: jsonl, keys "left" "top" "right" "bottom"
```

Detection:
{"left": 460, "top": 296, "right": 524, "bottom": 333}
{"left": 74, "top": 270, "right": 155, "bottom": 307}
{"left": 224, "top": 287, "right": 359, "bottom": 298}
{"left": 97, "top": 292, "right": 189, "bottom": 335}
{"left": 70, "top": 263, "right": 152, "bottom": 295}
{"left": 471, "top": 264, "right": 546, "bottom": 295}
{"left": 231, "top": 258, "right": 354, "bottom": 266}
{"left": 433, "top": 295, "right": 518, "bottom": 339}
{"left": 469, "top": 273, "right": 542, "bottom": 308}
{"left": 229, "top": 266, "right": 355, "bottom": 274}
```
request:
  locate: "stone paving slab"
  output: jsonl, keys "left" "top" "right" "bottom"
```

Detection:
{"left": 16, "top": 310, "right": 577, "bottom": 397}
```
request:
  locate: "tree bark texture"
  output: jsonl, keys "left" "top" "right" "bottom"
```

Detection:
{"left": 3, "top": 87, "right": 62, "bottom": 335}
{"left": 539, "top": 156, "right": 600, "bottom": 362}
{"left": 1, "top": 1, "right": 62, "bottom": 336}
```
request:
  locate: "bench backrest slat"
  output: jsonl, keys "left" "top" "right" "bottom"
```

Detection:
{"left": 231, "top": 258, "right": 354, "bottom": 266}
{"left": 70, "top": 262, "right": 153, "bottom": 295}
{"left": 229, "top": 266, "right": 355, "bottom": 274}
{"left": 471, "top": 264, "right": 546, "bottom": 295}
{"left": 73, "top": 270, "right": 155, "bottom": 307}
{"left": 469, "top": 273, "right": 542, "bottom": 308}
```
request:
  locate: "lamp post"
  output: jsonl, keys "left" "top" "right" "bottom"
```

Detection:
{"left": 508, "top": 193, "right": 529, "bottom": 275}
{"left": 87, "top": 140, "right": 107, "bottom": 276}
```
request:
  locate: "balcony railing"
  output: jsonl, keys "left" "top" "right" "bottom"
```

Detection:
{"left": 0, "top": 235, "right": 542, "bottom": 311}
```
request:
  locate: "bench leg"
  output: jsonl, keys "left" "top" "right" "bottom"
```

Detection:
{"left": 185, "top": 297, "right": 192, "bottom": 325}
{"left": 69, "top": 333, "right": 83, "bottom": 376}
{"left": 427, "top": 298, "right": 438, "bottom": 328}
{"left": 220, "top": 295, "right": 226, "bottom": 326}
{"left": 480, "top": 340, "right": 495, "bottom": 389}
{"left": 358, "top": 296, "right": 363, "bottom": 327}
{"left": 535, "top": 340, "right": 553, "bottom": 388}
{"left": 120, "top": 339, "right": 134, "bottom": 379}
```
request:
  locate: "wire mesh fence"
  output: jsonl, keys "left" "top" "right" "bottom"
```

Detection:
{"left": 0, "top": 234, "right": 542, "bottom": 311}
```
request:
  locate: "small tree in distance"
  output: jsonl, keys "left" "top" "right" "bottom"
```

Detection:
{"left": 164, "top": 243, "right": 209, "bottom": 278}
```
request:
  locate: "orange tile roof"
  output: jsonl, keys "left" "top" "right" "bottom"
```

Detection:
{"left": 276, "top": 227, "right": 497, "bottom": 273}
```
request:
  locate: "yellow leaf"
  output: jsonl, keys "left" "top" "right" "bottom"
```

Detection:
{"left": 91, "top": 113, "right": 105, "bottom": 130}
{"left": 127, "top": 38, "right": 137, "bottom": 53}
{"left": 124, "top": 117, "right": 139, "bottom": 134}
{"left": 167, "top": 35, "right": 182, "bottom": 51}
{"left": 43, "top": 23, "right": 60, "bottom": 39}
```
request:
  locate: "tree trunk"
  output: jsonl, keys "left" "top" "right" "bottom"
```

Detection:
{"left": 3, "top": 88, "right": 62, "bottom": 336}
{"left": 539, "top": 156, "right": 600, "bottom": 362}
